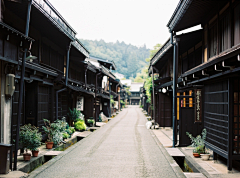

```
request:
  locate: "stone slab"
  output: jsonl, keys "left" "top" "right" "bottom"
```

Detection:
{"left": 75, "top": 131, "right": 92, "bottom": 138}
{"left": 44, "top": 151, "right": 62, "bottom": 156}
{"left": 152, "top": 130, "right": 172, "bottom": 147}
{"left": 0, "top": 171, "right": 28, "bottom": 178}
{"left": 165, "top": 148, "right": 185, "bottom": 157}
{"left": 184, "top": 173, "right": 206, "bottom": 178}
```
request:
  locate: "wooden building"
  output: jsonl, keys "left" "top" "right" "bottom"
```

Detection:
{"left": 0, "top": 0, "right": 121, "bottom": 170}
{"left": 149, "top": 0, "right": 240, "bottom": 170}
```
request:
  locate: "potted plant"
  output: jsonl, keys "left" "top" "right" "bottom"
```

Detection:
{"left": 87, "top": 117, "right": 95, "bottom": 127}
{"left": 67, "top": 108, "right": 81, "bottom": 126}
{"left": 43, "top": 118, "right": 68, "bottom": 149}
{"left": 20, "top": 124, "right": 42, "bottom": 160}
{"left": 28, "top": 126, "right": 42, "bottom": 157}
{"left": 186, "top": 129, "right": 207, "bottom": 158}
{"left": 200, "top": 147, "right": 211, "bottom": 161}
{"left": 42, "top": 119, "right": 55, "bottom": 149}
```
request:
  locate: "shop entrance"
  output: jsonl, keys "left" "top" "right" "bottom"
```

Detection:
{"left": 178, "top": 90, "right": 203, "bottom": 147}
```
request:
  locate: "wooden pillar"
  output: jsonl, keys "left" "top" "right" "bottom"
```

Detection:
{"left": 0, "top": 0, "right": 2, "bottom": 22}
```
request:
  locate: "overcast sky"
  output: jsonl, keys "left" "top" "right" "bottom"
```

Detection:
{"left": 50, "top": 0, "right": 179, "bottom": 49}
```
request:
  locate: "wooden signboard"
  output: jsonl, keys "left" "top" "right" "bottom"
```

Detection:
{"left": 76, "top": 96, "right": 84, "bottom": 111}
{"left": 195, "top": 89, "right": 202, "bottom": 122}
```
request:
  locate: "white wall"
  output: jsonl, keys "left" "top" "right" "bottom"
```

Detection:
{"left": 0, "top": 61, "right": 12, "bottom": 144}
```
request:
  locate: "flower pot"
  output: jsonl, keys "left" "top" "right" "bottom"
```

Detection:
{"left": 46, "top": 142, "right": 54, "bottom": 149}
{"left": 23, "top": 153, "right": 31, "bottom": 161}
{"left": 200, "top": 154, "right": 210, "bottom": 161}
{"left": 193, "top": 152, "right": 200, "bottom": 157}
{"left": 32, "top": 150, "right": 39, "bottom": 157}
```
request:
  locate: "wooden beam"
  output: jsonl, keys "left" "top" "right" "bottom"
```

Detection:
{"left": 222, "top": 61, "right": 234, "bottom": 70}
{"left": 202, "top": 70, "right": 209, "bottom": 76}
{"left": 214, "top": 64, "right": 222, "bottom": 72}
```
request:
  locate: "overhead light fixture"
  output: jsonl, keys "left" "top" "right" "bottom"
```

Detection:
{"left": 25, "top": 52, "right": 37, "bottom": 62}
{"left": 162, "top": 88, "right": 167, "bottom": 93}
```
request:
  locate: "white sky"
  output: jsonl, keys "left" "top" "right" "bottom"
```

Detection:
{"left": 49, "top": 0, "right": 179, "bottom": 49}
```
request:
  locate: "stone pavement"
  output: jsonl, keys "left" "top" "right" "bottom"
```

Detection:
{"left": 153, "top": 127, "right": 240, "bottom": 178}
{"left": 29, "top": 106, "right": 184, "bottom": 178}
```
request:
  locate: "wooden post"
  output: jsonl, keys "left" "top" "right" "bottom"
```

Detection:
{"left": 0, "top": 0, "right": 2, "bottom": 22}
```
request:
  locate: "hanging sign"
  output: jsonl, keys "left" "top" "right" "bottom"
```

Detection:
{"left": 195, "top": 89, "right": 202, "bottom": 122}
{"left": 76, "top": 96, "right": 84, "bottom": 111}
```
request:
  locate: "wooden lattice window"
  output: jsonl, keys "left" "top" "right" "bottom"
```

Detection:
{"left": 233, "top": 79, "right": 240, "bottom": 155}
{"left": 204, "top": 80, "right": 228, "bottom": 152}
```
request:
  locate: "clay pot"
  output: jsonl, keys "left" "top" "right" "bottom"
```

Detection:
{"left": 32, "top": 150, "right": 39, "bottom": 157}
{"left": 23, "top": 153, "right": 31, "bottom": 161}
{"left": 193, "top": 152, "right": 200, "bottom": 157}
{"left": 46, "top": 142, "right": 54, "bottom": 149}
{"left": 200, "top": 153, "right": 210, "bottom": 160}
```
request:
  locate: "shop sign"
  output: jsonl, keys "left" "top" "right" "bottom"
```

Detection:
{"left": 76, "top": 96, "right": 84, "bottom": 111}
{"left": 195, "top": 89, "right": 202, "bottom": 122}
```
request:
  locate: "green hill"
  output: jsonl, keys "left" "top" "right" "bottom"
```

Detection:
{"left": 80, "top": 39, "right": 150, "bottom": 79}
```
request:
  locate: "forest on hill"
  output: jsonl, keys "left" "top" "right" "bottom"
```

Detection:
{"left": 80, "top": 39, "right": 150, "bottom": 79}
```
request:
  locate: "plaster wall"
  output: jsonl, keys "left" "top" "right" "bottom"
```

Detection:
{"left": 0, "top": 61, "right": 12, "bottom": 144}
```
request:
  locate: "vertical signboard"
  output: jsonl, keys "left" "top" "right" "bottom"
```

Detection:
{"left": 195, "top": 89, "right": 202, "bottom": 122}
{"left": 76, "top": 96, "right": 84, "bottom": 111}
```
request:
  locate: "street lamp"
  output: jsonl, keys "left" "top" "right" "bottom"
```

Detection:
{"left": 162, "top": 88, "right": 167, "bottom": 93}
{"left": 25, "top": 51, "right": 37, "bottom": 62}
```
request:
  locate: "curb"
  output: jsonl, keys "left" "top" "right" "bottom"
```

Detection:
{"left": 149, "top": 128, "right": 186, "bottom": 178}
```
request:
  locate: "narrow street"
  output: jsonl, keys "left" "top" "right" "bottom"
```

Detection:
{"left": 31, "top": 106, "right": 177, "bottom": 178}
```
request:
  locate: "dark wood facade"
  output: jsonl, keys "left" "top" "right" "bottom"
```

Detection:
{"left": 148, "top": 0, "right": 240, "bottom": 170}
{"left": 0, "top": 1, "right": 119, "bottom": 171}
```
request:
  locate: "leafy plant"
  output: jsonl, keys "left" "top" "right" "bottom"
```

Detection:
{"left": 62, "top": 132, "right": 69, "bottom": 139}
{"left": 110, "top": 95, "right": 115, "bottom": 105}
{"left": 186, "top": 129, "right": 207, "bottom": 148}
{"left": 65, "top": 129, "right": 72, "bottom": 135}
{"left": 20, "top": 124, "right": 42, "bottom": 152}
{"left": 42, "top": 119, "right": 67, "bottom": 145}
{"left": 69, "top": 127, "right": 75, "bottom": 133}
{"left": 67, "top": 108, "right": 82, "bottom": 122}
{"left": 87, "top": 118, "right": 95, "bottom": 124}
{"left": 74, "top": 120, "right": 86, "bottom": 131}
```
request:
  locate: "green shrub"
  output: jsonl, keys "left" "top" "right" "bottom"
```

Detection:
{"left": 20, "top": 124, "right": 42, "bottom": 152}
{"left": 87, "top": 118, "right": 95, "bottom": 124}
{"left": 63, "top": 132, "right": 69, "bottom": 139}
{"left": 69, "top": 127, "right": 75, "bottom": 133}
{"left": 74, "top": 120, "right": 86, "bottom": 131}
{"left": 65, "top": 129, "right": 72, "bottom": 135}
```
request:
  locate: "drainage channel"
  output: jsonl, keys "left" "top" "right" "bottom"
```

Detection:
{"left": 166, "top": 148, "right": 206, "bottom": 178}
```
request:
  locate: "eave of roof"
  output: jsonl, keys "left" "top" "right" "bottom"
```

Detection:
{"left": 32, "top": 0, "right": 76, "bottom": 40}
{"left": 90, "top": 55, "right": 116, "bottom": 70}
{"left": 72, "top": 39, "right": 90, "bottom": 58}
{"left": 0, "top": 21, "right": 34, "bottom": 41}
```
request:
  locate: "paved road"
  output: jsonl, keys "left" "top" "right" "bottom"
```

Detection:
{"left": 32, "top": 106, "right": 178, "bottom": 178}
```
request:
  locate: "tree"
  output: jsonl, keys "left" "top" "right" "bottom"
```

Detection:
{"left": 80, "top": 39, "right": 150, "bottom": 79}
